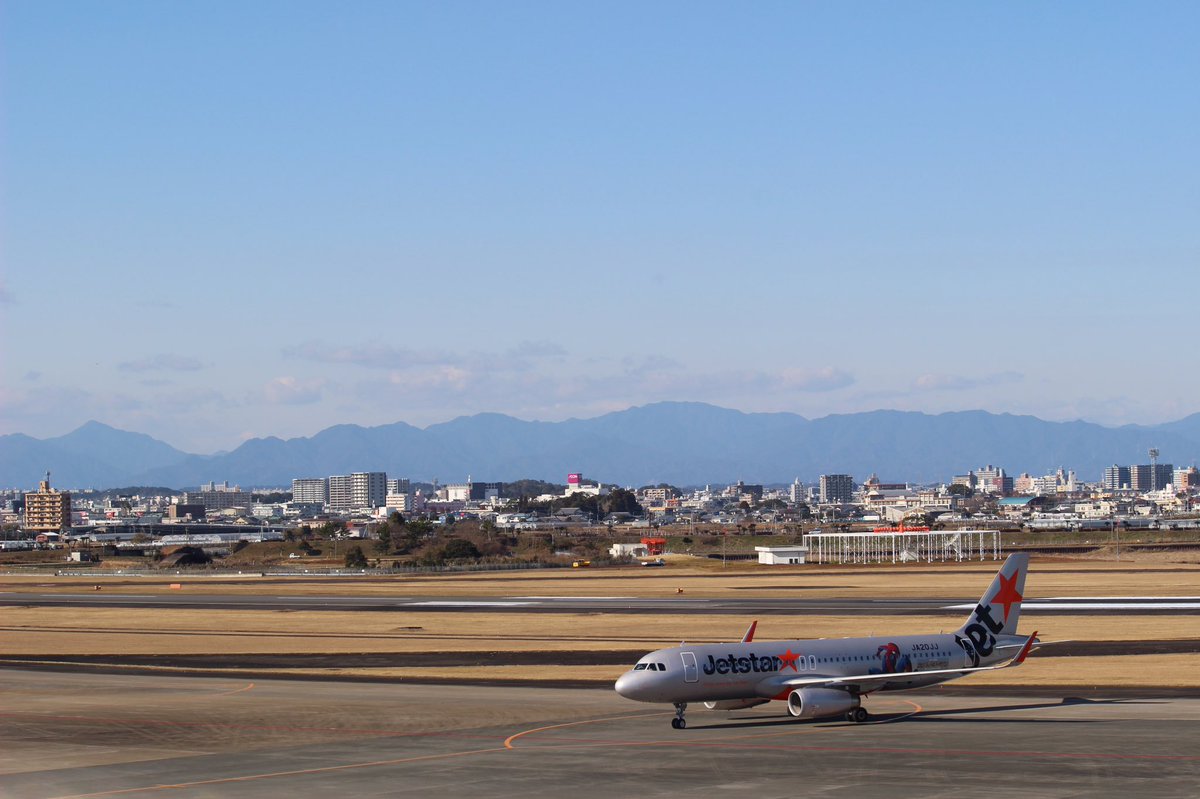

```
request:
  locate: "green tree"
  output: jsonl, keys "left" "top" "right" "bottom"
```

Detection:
{"left": 441, "top": 538, "right": 481, "bottom": 561}
{"left": 344, "top": 545, "right": 368, "bottom": 569}
{"left": 602, "top": 488, "right": 643, "bottom": 516}
{"left": 375, "top": 522, "right": 393, "bottom": 554}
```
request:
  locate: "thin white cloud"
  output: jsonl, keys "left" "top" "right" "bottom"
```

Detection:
{"left": 261, "top": 376, "right": 327, "bottom": 406}
{"left": 117, "top": 354, "right": 207, "bottom": 373}
{"left": 912, "top": 371, "right": 1023, "bottom": 392}
{"left": 779, "top": 367, "right": 855, "bottom": 392}
{"left": 284, "top": 342, "right": 439, "bottom": 370}
{"left": 285, "top": 339, "right": 568, "bottom": 374}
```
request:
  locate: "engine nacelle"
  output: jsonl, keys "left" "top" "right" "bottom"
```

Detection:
{"left": 786, "top": 688, "right": 859, "bottom": 720}
{"left": 703, "top": 698, "right": 770, "bottom": 711}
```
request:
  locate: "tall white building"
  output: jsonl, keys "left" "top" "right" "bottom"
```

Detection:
{"left": 182, "top": 482, "right": 251, "bottom": 511}
{"left": 328, "top": 472, "right": 387, "bottom": 511}
{"left": 292, "top": 478, "right": 328, "bottom": 505}
{"left": 788, "top": 479, "right": 804, "bottom": 504}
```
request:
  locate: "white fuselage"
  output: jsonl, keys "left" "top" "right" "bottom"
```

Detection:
{"left": 614, "top": 632, "right": 1023, "bottom": 705}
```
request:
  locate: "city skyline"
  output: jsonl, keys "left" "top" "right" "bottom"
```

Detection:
{"left": 4, "top": 3, "right": 1199, "bottom": 452}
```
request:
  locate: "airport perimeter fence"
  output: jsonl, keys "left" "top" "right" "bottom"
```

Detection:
{"left": 42, "top": 561, "right": 572, "bottom": 578}
{"left": 288, "top": 561, "right": 573, "bottom": 576}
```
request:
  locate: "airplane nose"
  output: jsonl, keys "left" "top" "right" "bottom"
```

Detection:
{"left": 614, "top": 672, "right": 635, "bottom": 698}
{"left": 615, "top": 671, "right": 655, "bottom": 702}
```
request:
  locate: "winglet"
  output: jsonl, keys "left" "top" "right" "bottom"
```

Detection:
{"left": 741, "top": 620, "right": 757, "bottom": 643}
{"left": 1012, "top": 631, "right": 1038, "bottom": 665}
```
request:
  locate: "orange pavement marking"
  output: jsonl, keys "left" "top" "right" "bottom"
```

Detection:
{"left": 47, "top": 747, "right": 509, "bottom": 799}
{"left": 214, "top": 681, "right": 254, "bottom": 696}
{"left": 503, "top": 711, "right": 669, "bottom": 749}
{"left": 504, "top": 698, "right": 920, "bottom": 751}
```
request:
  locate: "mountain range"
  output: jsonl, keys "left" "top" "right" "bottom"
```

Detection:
{"left": 3, "top": 402, "right": 1200, "bottom": 490}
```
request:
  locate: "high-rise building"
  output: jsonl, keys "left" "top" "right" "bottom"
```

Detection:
{"left": 819, "top": 474, "right": 854, "bottom": 504}
{"left": 731, "top": 481, "right": 764, "bottom": 502}
{"left": 182, "top": 481, "right": 251, "bottom": 511}
{"left": 292, "top": 478, "right": 329, "bottom": 505}
{"left": 1129, "top": 463, "right": 1174, "bottom": 492}
{"left": 24, "top": 475, "right": 72, "bottom": 532}
{"left": 386, "top": 478, "right": 411, "bottom": 495}
{"left": 1174, "top": 467, "right": 1200, "bottom": 492}
{"left": 1103, "top": 465, "right": 1131, "bottom": 491}
{"left": 327, "top": 472, "right": 387, "bottom": 511}
{"left": 788, "top": 479, "right": 804, "bottom": 505}
{"left": 974, "top": 465, "right": 1013, "bottom": 496}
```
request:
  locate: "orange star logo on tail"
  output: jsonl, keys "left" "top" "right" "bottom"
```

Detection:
{"left": 990, "top": 570, "right": 1023, "bottom": 622}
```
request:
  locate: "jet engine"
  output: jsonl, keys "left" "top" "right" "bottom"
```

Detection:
{"left": 702, "top": 698, "right": 769, "bottom": 711}
{"left": 786, "top": 688, "right": 859, "bottom": 720}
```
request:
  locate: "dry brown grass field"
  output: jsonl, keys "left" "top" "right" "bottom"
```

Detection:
{"left": 3, "top": 555, "right": 1198, "bottom": 689}
{"left": 5, "top": 553, "right": 1200, "bottom": 598}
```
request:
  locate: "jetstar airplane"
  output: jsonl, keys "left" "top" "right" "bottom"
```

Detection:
{"left": 615, "top": 553, "right": 1037, "bottom": 729}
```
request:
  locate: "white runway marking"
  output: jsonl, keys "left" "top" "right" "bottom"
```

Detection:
{"left": 516, "top": 596, "right": 634, "bottom": 600}
{"left": 57, "top": 594, "right": 157, "bottom": 599}
{"left": 1047, "top": 596, "right": 1200, "bottom": 601}
{"left": 405, "top": 601, "right": 535, "bottom": 607}
{"left": 944, "top": 600, "right": 1200, "bottom": 611}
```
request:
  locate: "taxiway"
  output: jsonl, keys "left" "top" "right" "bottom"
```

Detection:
{"left": 2, "top": 669, "right": 1196, "bottom": 798}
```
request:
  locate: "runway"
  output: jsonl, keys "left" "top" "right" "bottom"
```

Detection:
{"left": 2, "top": 669, "right": 1197, "bottom": 798}
{"left": 4, "top": 590, "right": 1199, "bottom": 615}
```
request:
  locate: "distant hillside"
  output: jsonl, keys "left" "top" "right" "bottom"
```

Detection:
{"left": 4, "top": 403, "right": 1199, "bottom": 490}
{"left": 0, "top": 421, "right": 190, "bottom": 489}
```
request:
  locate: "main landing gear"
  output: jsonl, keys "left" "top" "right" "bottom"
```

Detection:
{"left": 845, "top": 707, "right": 869, "bottom": 723}
{"left": 671, "top": 703, "right": 688, "bottom": 729}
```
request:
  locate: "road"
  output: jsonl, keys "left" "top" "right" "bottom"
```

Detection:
{"left": 1, "top": 669, "right": 1197, "bottom": 799}
{"left": 4, "top": 590, "right": 1200, "bottom": 614}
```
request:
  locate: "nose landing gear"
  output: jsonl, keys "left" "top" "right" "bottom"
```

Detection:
{"left": 671, "top": 703, "right": 688, "bottom": 729}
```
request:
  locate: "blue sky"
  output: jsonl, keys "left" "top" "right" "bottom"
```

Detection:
{"left": 2, "top": 2, "right": 1198, "bottom": 453}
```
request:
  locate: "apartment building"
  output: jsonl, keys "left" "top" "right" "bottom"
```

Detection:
{"left": 328, "top": 472, "right": 387, "bottom": 511}
{"left": 291, "top": 478, "right": 329, "bottom": 505}
{"left": 819, "top": 474, "right": 854, "bottom": 504}
{"left": 24, "top": 476, "right": 72, "bottom": 532}
{"left": 182, "top": 481, "right": 252, "bottom": 511}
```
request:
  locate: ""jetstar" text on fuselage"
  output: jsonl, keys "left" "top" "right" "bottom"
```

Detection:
{"left": 702, "top": 653, "right": 784, "bottom": 675}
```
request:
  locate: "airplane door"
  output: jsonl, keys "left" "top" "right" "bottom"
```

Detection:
{"left": 681, "top": 651, "right": 699, "bottom": 683}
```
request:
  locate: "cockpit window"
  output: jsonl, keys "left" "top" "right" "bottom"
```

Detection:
{"left": 634, "top": 663, "right": 647, "bottom": 670}
{"left": 655, "top": 663, "right": 666, "bottom": 671}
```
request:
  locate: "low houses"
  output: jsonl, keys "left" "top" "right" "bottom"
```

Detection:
{"left": 755, "top": 545, "right": 808, "bottom": 565}
{"left": 610, "top": 542, "right": 650, "bottom": 558}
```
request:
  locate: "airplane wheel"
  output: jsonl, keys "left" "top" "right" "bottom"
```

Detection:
{"left": 852, "top": 707, "right": 869, "bottom": 723}
{"left": 677, "top": 718, "right": 686, "bottom": 729}
{"left": 671, "top": 718, "right": 681, "bottom": 729}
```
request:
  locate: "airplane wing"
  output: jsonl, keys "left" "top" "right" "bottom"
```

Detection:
{"left": 996, "top": 637, "right": 1065, "bottom": 651}
{"left": 758, "top": 631, "right": 1039, "bottom": 695}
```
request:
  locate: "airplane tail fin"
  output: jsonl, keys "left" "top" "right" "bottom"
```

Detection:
{"left": 956, "top": 553, "right": 1029, "bottom": 637}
